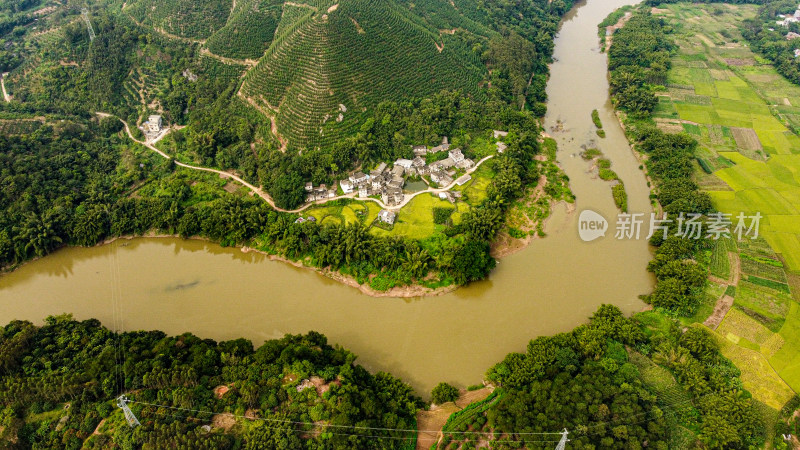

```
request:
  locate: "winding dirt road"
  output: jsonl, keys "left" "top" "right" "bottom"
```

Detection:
{"left": 1, "top": 73, "right": 10, "bottom": 102}
{"left": 103, "top": 113, "right": 494, "bottom": 213}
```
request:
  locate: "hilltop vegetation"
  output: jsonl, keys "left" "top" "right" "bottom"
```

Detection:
{"left": 125, "top": 0, "right": 232, "bottom": 40}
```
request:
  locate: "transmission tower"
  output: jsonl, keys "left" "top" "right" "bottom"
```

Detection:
{"left": 81, "top": 8, "right": 96, "bottom": 42}
{"left": 117, "top": 395, "right": 141, "bottom": 428}
{"left": 555, "top": 429, "right": 569, "bottom": 450}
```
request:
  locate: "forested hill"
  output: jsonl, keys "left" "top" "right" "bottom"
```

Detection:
{"left": 232, "top": 0, "right": 573, "bottom": 148}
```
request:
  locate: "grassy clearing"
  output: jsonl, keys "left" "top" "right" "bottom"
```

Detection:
{"left": 655, "top": 4, "right": 800, "bottom": 273}
{"left": 371, "top": 194, "right": 457, "bottom": 240}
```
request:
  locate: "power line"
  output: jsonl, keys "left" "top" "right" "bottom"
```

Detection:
{"left": 137, "top": 406, "right": 564, "bottom": 444}
{"left": 81, "top": 8, "right": 96, "bottom": 42}
{"left": 128, "top": 400, "right": 566, "bottom": 435}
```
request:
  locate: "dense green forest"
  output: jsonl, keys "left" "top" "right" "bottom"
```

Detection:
{"left": 0, "top": 305, "right": 765, "bottom": 448}
{"left": 0, "top": 315, "right": 423, "bottom": 448}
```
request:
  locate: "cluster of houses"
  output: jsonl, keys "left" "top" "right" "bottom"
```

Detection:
{"left": 337, "top": 144, "right": 476, "bottom": 207}
{"left": 776, "top": 6, "right": 800, "bottom": 27}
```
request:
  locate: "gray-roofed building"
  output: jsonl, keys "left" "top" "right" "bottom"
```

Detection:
{"left": 391, "top": 165, "right": 405, "bottom": 177}
{"left": 378, "top": 209, "right": 396, "bottom": 225}
{"left": 456, "top": 158, "right": 475, "bottom": 170}
{"left": 449, "top": 148, "right": 465, "bottom": 163}
{"left": 394, "top": 159, "right": 413, "bottom": 169}
{"left": 350, "top": 171, "right": 369, "bottom": 185}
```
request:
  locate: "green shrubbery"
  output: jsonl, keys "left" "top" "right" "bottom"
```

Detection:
{"left": 431, "top": 382, "right": 460, "bottom": 405}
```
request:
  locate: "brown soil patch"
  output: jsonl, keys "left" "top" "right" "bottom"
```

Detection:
{"left": 282, "top": 373, "right": 298, "bottom": 384}
{"left": 245, "top": 409, "right": 259, "bottom": 420}
{"left": 222, "top": 182, "right": 239, "bottom": 193}
{"left": 415, "top": 388, "right": 493, "bottom": 450}
{"left": 491, "top": 175, "right": 550, "bottom": 258}
{"left": 704, "top": 295, "right": 734, "bottom": 330}
{"left": 731, "top": 127, "right": 763, "bottom": 151}
{"left": 211, "top": 413, "right": 236, "bottom": 431}
{"left": 604, "top": 12, "right": 633, "bottom": 52}
{"left": 309, "top": 376, "right": 339, "bottom": 396}
{"left": 92, "top": 419, "right": 106, "bottom": 435}
{"left": 725, "top": 58, "right": 756, "bottom": 66}
{"left": 213, "top": 385, "right": 231, "bottom": 399}
{"left": 655, "top": 118, "right": 686, "bottom": 134}
{"left": 729, "top": 251, "right": 741, "bottom": 285}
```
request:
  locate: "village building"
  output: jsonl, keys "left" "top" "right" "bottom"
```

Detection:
{"left": 378, "top": 209, "right": 396, "bottom": 225}
{"left": 340, "top": 179, "right": 353, "bottom": 194}
{"left": 381, "top": 187, "right": 404, "bottom": 206}
{"left": 496, "top": 142, "right": 508, "bottom": 153}
{"left": 370, "top": 162, "right": 387, "bottom": 178}
{"left": 430, "top": 157, "right": 455, "bottom": 172}
{"left": 391, "top": 165, "right": 405, "bottom": 177}
{"left": 349, "top": 171, "right": 369, "bottom": 185}
{"left": 388, "top": 177, "right": 404, "bottom": 189}
{"left": 371, "top": 173, "right": 386, "bottom": 190}
{"left": 304, "top": 182, "right": 336, "bottom": 202}
{"left": 430, "top": 136, "right": 450, "bottom": 153}
{"left": 456, "top": 158, "right": 475, "bottom": 170}
{"left": 431, "top": 171, "right": 453, "bottom": 186}
{"left": 449, "top": 148, "right": 465, "bottom": 163}
{"left": 394, "top": 158, "right": 413, "bottom": 170}
{"left": 413, "top": 145, "right": 428, "bottom": 157}
{"left": 493, "top": 130, "right": 509, "bottom": 139}
{"left": 147, "top": 115, "right": 162, "bottom": 133}
{"left": 358, "top": 185, "right": 370, "bottom": 198}
{"left": 411, "top": 156, "right": 427, "bottom": 175}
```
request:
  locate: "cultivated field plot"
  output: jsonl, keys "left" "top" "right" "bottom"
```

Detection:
{"left": 371, "top": 193, "right": 463, "bottom": 240}
{"left": 655, "top": 4, "right": 800, "bottom": 273}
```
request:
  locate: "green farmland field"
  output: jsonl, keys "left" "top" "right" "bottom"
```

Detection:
{"left": 655, "top": 4, "right": 800, "bottom": 273}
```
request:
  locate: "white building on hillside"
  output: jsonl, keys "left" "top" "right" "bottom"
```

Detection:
{"left": 147, "top": 115, "right": 162, "bottom": 133}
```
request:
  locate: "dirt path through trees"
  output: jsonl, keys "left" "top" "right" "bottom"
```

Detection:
{"left": 1, "top": 73, "right": 10, "bottom": 102}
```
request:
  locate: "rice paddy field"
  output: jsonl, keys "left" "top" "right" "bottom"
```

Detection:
{"left": 654, "top": 4, "right": 800, "bottom": 274}
{"left": 652, "top": 2, "right": 800, "bottom": 413}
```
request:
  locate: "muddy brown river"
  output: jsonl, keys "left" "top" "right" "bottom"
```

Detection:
{"left": 0, "top": 0, "right": 649, "bottom": 394}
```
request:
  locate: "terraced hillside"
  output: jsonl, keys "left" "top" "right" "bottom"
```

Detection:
{"left": 124, "top": 0, "right": 232, "bottom": 40}
{"left": 240, "top": 0, "right": 491, "bottom": 149}
{"left": 204, "top": 0, "right": 283, "bottom": 60}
